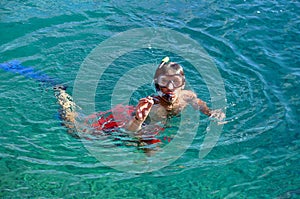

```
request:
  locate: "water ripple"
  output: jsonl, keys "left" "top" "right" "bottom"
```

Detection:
{"left": 1, "top": 1, "right": 299, "bottom": 198}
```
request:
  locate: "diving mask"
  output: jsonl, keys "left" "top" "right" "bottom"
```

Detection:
{"left": 157, "top": 74, "right": 185, "bottom": 88}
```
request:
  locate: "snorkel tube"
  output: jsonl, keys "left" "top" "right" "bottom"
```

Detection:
{"left": 158, "top": 56, "right": 170, "bottom": 68}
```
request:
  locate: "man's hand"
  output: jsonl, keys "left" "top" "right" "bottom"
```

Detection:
{"left": 210, "top": 109, "right": 226, "bottom": 121}
{"left": 135, "top": 96, "right": 154, "bottom": 121}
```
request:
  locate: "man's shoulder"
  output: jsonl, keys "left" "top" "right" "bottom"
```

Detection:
{"left": 181, "top": 89, "right": 197, "bottom": 96}
{"left": 180, "top": 90, "right": 197, "bottom": 101}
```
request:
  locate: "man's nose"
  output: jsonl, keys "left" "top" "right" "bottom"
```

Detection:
{"left": 166, "top": 81, "right": 175, "bottom": 90}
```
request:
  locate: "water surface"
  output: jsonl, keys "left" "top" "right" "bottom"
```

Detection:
{"left": 0, "top": 0, "right": 299, "bottom": 198}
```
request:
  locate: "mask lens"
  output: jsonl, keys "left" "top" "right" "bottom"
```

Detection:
{"left": 171, "top": 75, "right": 183, "bottom": 87}
{"left": 158, "top": 75, "right": 183, "bottom": 88}
{"left": 157, "top": 76, "right": 169, "bottom": 87}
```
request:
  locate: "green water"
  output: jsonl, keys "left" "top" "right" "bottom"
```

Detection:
{"left": 1, "top": 0, "right": 299, "bottom": 198}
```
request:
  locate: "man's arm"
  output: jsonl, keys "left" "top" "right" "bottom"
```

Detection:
{"left": 193, "top": 98, "right": 212, "bottom": 116}
{"left": 187, "top": 91, "right": 226, "bottom": 121}
{"left": 183, "top": 90, "right": 225, "bottom": 120}
{"left": 126, "top": 117, "right": 144, "bottom": 132}
{"left": 126, "top": 97, "right": 154, "bottom": 132}
{"left": 182, "top": 90, "right": 211, "bottom": 116}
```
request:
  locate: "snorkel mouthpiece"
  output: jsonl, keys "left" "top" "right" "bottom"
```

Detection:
{"left": 165, "top": 93, "right": 173, "bottom": 102}
{"left": 158, "top": 90, "right": 175, "bottom": 103}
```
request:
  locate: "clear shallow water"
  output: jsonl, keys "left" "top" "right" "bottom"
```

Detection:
{"left": 1, "top": 0, "right": 299, "bottom": 198}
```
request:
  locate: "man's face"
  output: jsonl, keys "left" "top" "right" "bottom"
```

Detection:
{"left": 157, "top": 74, "right": 184, "bottom": 103}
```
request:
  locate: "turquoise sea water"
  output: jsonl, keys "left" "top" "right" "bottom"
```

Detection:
{"left": 1, "top": 0, "right": 299, "bottom": 198}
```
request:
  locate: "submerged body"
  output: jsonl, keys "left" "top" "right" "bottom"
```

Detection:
{"left": 55, "top": 57, "right": 225, "bottom": 148}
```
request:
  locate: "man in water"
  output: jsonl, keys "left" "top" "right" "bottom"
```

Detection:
{"left": 126, "top": 57, "right": 225, "bottom": 132}
{"left": 55, "top": 57, "right": 225, "bottom": 136}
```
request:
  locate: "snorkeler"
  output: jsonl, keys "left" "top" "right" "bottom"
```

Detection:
{"left": 126, "top": 57, "right": 225, "bottom": 132}
{"left": 54, "top": 57, "right": 225, "bottom": 137}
